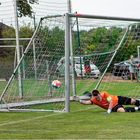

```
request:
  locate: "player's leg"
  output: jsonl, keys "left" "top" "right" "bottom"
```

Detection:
{"left": 116, "top": 106, "right": 140, "bottom": 112}
{"left": 112, "top": 105, "right": 126, "bottom": 112}
{"left": 130, "top": 72, "right": 133, "bottom": 81}
{"left": 117, "top": 107, "right": 126, "bottom": 112}
{"left": 131, "top": 98, "right": 140, "bottom": 106}
{"left": 125, "top": 106, "right": 140, "bottom": 112}
{"left": 124, "top": 107, "right": 136, "bottom": 112}
{"left": 118, "top": 96, "right": 140, "bottom": 106}
{"left": 112, "top": 104, "right": 140, "bottom": 112}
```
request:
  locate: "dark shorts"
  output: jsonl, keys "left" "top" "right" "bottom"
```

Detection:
{"left": 112, "top": 96, "right": 131, "bottom": 112}
{"left": 112, "top": 104, "right": 124, "bottom": 112}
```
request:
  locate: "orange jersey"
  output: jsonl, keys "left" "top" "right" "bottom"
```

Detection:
{"left": 90, "top": 91, "right": 118, "bottom": 110}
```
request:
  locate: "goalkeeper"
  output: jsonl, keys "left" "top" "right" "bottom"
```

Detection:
{"left": 79, "top": 90, "right": 140, "bottom": 114}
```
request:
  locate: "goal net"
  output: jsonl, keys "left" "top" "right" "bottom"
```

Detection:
{"left": 70, "top": 14, "right": 140, "bottom": 101}
{"left": 0, "top": 15, "right": 67, "bottom": 112}
{"left": 0, "top": 13, "right": 140, "bottom": 112}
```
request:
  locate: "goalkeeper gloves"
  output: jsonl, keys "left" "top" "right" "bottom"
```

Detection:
{"left": 107, "top": 109, "right": 111, "bottom": 114}
{"left": 79, "top": 99, "right": 83, "bottom": 103}
{"left": 73, "top": 96, "right": 80, "bottom": 102}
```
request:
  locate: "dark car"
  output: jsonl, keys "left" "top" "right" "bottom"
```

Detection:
{"left": 113, "top": 61, "right": 129, "bottom": 79}
{"left": 113, "top": 58, "right": 140, "bottom": 80}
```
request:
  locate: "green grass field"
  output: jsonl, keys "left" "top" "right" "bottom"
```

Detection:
{"left": 0, "top": 79, "right": 140, "bottom": 139}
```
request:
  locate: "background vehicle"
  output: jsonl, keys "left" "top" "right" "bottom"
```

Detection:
{"left": 57, "top": 56, "right": 100, "bottom": 78}
{"left": 113, "top": 58, "right": 140, "bottom": 80}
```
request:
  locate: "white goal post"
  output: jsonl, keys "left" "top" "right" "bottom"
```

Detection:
{"left": 1, "top": 13, "right": 140, "bottom": 113}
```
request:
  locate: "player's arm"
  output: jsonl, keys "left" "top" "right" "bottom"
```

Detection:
{"left": 79, "top": 99, "right": 92, "bottom": 105}
{"left": 73, "top": 96, "right": 92, "bottom": 105}
{"left": 107, "top": 96, "right": 113, "bottom": 114}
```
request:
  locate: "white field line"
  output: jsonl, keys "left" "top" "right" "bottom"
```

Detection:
{"left": 0, "top": 129, "right": 139, "bottom": 133}
{"left": 0, "top": 106, "right": 94, "bottom": 127}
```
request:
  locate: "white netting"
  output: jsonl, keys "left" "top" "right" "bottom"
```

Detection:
{"left": 1, "top": 14, "right": 140, "bottom": 112}
{"left": 0, "top": 15, "right": 66, "bottom": 112}
{"left": 0, "top": 0, "right": 69, "bottom": 81}
{"left": 70, "top": 15, "right": 140, "bottom": 99}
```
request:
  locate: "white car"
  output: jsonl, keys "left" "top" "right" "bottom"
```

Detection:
{"left": 57, "top": 56, "right": 100, "bottom": 78}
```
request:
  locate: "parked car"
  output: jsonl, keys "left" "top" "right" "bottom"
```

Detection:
{"left": 56, "top": 56, "right": 100, "bottom": 78}
{"left": 113, "top": 58, "right": 140, "bottom": 80}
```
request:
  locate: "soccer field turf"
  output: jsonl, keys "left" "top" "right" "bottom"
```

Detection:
{"left": 0, "top": 80, "right": 139, "bottom": 139}
{"left": 0, "top": 103, "right": 140, "bottom": 139}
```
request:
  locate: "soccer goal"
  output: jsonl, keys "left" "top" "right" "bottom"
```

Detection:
{"left": 0, "top": 15, "right": 70, "bottom": 112}
{"left": 68, "top": 13, "right": 140, "bottom": 100}
{"left": 1, "top": 13, "right": 140, "bottom": 112}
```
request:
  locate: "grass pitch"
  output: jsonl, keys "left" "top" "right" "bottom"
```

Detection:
{"left": 0, "top": 79, "right": 140, "bottom": 139}
{"left": 0, "top": 103, "right": 140, "bottom": 139}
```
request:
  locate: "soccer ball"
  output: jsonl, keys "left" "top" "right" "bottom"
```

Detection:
{"left": 52, "top": 80, "right": 61, "bottom": 88}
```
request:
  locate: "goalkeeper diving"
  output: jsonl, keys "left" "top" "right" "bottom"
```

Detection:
{"left": 77, "top": 90, "right": 140, "bottom": 114}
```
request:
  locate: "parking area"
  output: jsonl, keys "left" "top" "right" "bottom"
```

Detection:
{"left": 113, "top": 58, "right": 140, "bottom": 80}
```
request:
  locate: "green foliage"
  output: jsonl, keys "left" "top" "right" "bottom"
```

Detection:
{"left": 73, "top": 26, "right": 123, "bottom": 55}
{"left": 0, "top": 24, "right": 34, "bottom": 80}
{"left": 2, "top": 27, "right": 15, "bottom": 38}
{"left": 72, "top": 24, "right": 140, "bottom": 66}
{"left": 85, "top": 44, "right": 96, "bottom": 53}
{"left": 87, "top": 27, "right": 123, "bottom": 52}
{"left": 1, "top": 27, "right": 15, "bottom": 47}
{"left": 19, "top": 24, "right": 34, "bottom": 48}
{"left": 0, "top": 25, "right": 15, "bottom": 58}
{"left": 17, "top": 0, "right": 38, "bottom": 17}
{"left": 0, "top": 24, "right": 33, "bottom": 58}
{"left": 19, "top": 24, "right": 33, "bottom": 38}
{"left": 39, "top": 26, "right": 65, "bottom": 60}
{"left": 114, "top": 24, "right": 140, "bottom": 64}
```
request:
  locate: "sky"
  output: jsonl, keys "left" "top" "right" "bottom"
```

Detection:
{"left": 1, "top": 0, "right": 140, "bottom": 26}
{"left": 72, "top": 0, "right": 140, "bottom": 18}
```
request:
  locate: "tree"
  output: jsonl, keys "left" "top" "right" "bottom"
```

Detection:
{"left": 19, "top": 24, "right": 34, "bottom": 48}
{"left": 17, "top": 0, "right": 38, "bottom": 17}
{"left": 85, "top": 44, "right": 96, "bottom": 54}
{"left": 1, "top": 24, "right": 34, "bottom": 57}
